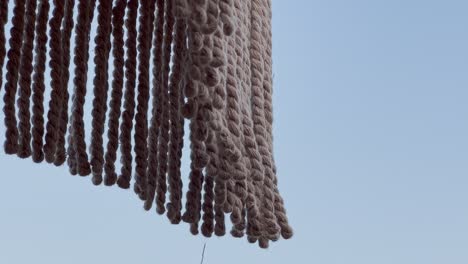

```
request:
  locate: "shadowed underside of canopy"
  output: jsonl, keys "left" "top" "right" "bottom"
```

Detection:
{"left": 0, "top": 0, "right": 292, "bottom": 248}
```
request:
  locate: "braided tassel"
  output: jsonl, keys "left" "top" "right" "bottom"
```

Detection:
{"left": 16, "top": 0, "right": 37, "bottom": 158}
{"left": 3, "top": 0, "right": 26, "bottom": 154}
{"left": 103, "top": 0, "right": 127, "bottom": 186}
{"left": 31, "top": 0, "right": 49, "bottom": 163}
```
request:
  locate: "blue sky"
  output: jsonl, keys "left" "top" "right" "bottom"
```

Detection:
{"left": 0, "top": 1, "right": 467, "bottom": 263}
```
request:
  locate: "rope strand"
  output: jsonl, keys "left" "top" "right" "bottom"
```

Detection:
{"left": 68, "top": 0, "right": 95, "bottom": 176}
{"left": 3, "top": 0, "right": 26, "bottom": 154}
{"left": 31, "top": 0, "right": 49, "bottom": 163}
{"left": 0, "top": 0, "right": 8, "bottom": 92}
{"left": 90, "top": 0, "right": 113, "bottom": 185}
{"left": 103, "top": 0, "right": 127, "bottom": 186}
{"left": 144, "top": 0, "right": 165, "bottom": 211}
{"left": 133, "top": 0, "right": 153, "bottom": 199}
{"left": 16, "top": 0, "right": 37, "bottom": 158}
{"left": 43, "top": 0, "right": 65, "bottom": 163}
{"left": 54, "top": 0, "right": 75, "bottom": 166}
{"left": 165, "top": 18, "right": 186, "bottom": 222}
{"left": 117, "top": 0, "right": 139, "bottom": 189}
{"left": 155, "top": 0, "right": 175, "bottom": 214}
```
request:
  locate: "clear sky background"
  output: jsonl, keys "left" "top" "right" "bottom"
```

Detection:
{"left": 1, "top": 0, "right": 467, "bottom": 263}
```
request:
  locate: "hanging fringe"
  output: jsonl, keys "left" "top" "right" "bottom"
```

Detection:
{"left": 0, "top": 0, "right": 293, "bottom": 248}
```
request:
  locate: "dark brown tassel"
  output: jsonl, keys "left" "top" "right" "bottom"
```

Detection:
{"left": 201, "top": 161, "right": 215, "bottom": 237}
{"left": 144, "top": 0, "right": 165, "bottom": 211}
{"left": 31, "top": 0, "right": 49, "bottom": 163}
{"left": 165, "top": 18, "right": 186, "bottom": 223}
{"left": 43, "top": 0, "right": 65, "bottom": 163}
{"left": 0, "top": 0, "right": 8, "bottom": 93}
{"left": 3, "top": 0, "right": 26, "bottom": 154}
{"left": 69, "top": 0, "right": 96, "bottom": 176}
{"left": 90, "top": 0, "right": 113, "bottom": 185}
{"left": 16, "top": 0, "right": 37, "bottom": 158}
{"left": 133, "top": 0, "right": 154, "bottom": 199}
{"left": 182, "top": 112, "right": 208, "bottom": 224}
{"left": 54, "top": 0, "right": 75, "bottom": 166}
{"left": 117, "top": 0, "right": 138, "bottom": 189}
{"left": 103, "top": 0, "right": 127, "bottom": 186}
{"left": 155, "top": 0, "right": 175, "bottom": 214}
